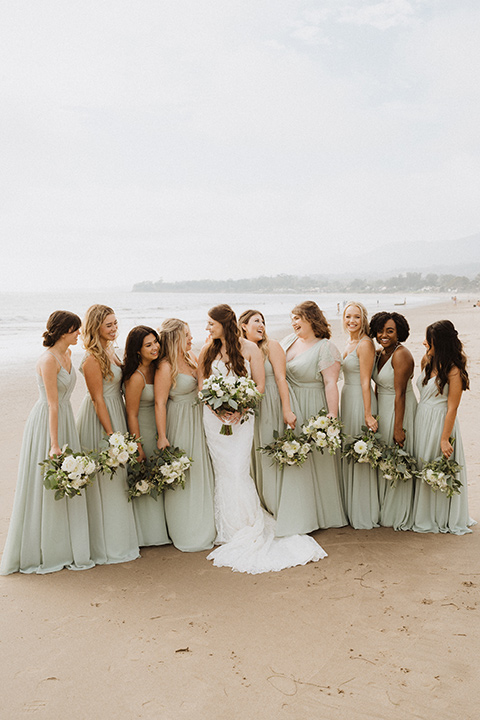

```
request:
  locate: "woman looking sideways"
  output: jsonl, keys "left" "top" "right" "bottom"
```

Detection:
{"left": 123, "top": 326, "right": 170, "bottom": 547}
{"left": 76, "top": 304, "right": 139, "bottom": 565}
{"left": 412, "top": 320, "right": 475, "bottom": 534}
{"left": 239, "top": 309, "right": 296, "bottom": 516}
{"left": 279, "top": 301, "right": 347, "bottom": 536}
{"left": 341, "top": 301, "right": 380, "bottom": 530}
{"left": 154, "top": 319, "right": 215, "bottom": 552}
{"left": 1, "top": 311, "right": 94, "bottom": 575}
{"left": 370, "top": 312, "right": 417, "bottom": 530}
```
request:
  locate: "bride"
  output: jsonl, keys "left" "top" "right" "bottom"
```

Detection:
{"left": 198, "top": 304, "right": 327, "bottom": 574}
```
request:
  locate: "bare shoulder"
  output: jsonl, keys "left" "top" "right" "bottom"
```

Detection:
{"left": 240, "top": 337, "right": 259, "bottom": 357}
{"left": 36, "top": 350, "right": 58, "bottom": 373}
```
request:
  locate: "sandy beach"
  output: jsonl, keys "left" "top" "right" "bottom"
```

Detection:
{"left": 0, "top": 299, "right": 478, "bottom": 720}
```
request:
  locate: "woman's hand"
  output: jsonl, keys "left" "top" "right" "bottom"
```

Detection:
{"left": 219, "top": 409, "right": 242, "bottom": 425}
{"left": 441, "top": 437, "right": 454, "bottom": 459}
{"left": 49, "top": 444, "right": 62, "bottom": 458}
{"left": 284, "top": 410, "right": 296, "bottom": 429}
{"left": 137, "top": 446, "right": 147, "bottom": 463}
{"left": 365, "top": 414, "right": 378, "bottom": 432}
{"left": 393, "top": 428, "right": 405, "bottom": 447}
{"left": 157, "top": 436, "right": 170, "bottom": 451}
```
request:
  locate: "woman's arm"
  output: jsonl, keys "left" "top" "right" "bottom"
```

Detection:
{"left": 38, "top": 354, "right": 61, "bottom": 456}
{"left": 244, "top": 340, "right": 265, "bottom": 394}
{"left": 268, "top": 340, "right": 296, "bottom": 428}
{"left": 391, "top": 346, "right": 414, "bottom": 447}
{"left": 357, "top": 337, "right": 378, "bottom": 431}
{"left": 322, "top": 361, "right": 341, "bottom": 418}
{"left": 440, "top": 367, "right": 463, "bottom": 458}
{"left": 196, "top": 346, "right": 208, "bottom": 390}
{"left": 124, "top": 372, "right": 147, "bottom": 461}
{"left": 154, "top": 361, "right": 172, "bottom": 450}
{"left": 82, "top": 354, "right": 114, "bottom": 435}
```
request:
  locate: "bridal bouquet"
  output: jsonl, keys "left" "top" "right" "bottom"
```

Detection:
{"left": 302, "top": 409, "right": 344, "bottom": 455}
{"left": 148, "top": 446, "right": 193, "bottom": 491}
{"left": 419, "top": 444, "right": 462, "bottom": 497}
{"left": 342, "top": 426, "right": 384, "bottom": 468}
{"left": 259, "top": 427, "right": 312, "bottom": 467}
{"left": 41, "top": 446, "right": 98, "bottom": 500}
{"left": 98, "top": 431, "right": 140, "bottom": 478}
{"left": 198, "top": 375, "right": 263, "bottom": 435}
{"left": 126, "top": 457, "right": 158, "bottom": 500}
{"left": 379, "top": 443, "right": 418, "bottom": 488}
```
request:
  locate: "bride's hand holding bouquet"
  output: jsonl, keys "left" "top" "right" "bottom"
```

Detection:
{"left": 197, "top": 374, "right": 263, "bottom": 435}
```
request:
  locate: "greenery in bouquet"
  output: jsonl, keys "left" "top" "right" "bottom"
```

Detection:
{"left": 197, "top": 375, "right": 263, "bottom": 435}
{"left": 41, "top": 445, "right": 98, "bottom": 500}
{"left": 259, "top": 427, "right": 312, "bottom": 467}
{"left": 97, "top": 431, "right": 140, "bottom": 478}
{"left": 126, "top": 456, "right": 158, "bottom": 501}
{"left": 148, "top": 446, "right": 193, "bottom": 492}
{"left": 419, "top": 441, "right": 462, "bottom": 497}
{"left": 342, "top": 425, "right": 385, "bottom": 468}
{"left": 302, "top": 409, "right": 344, "bottom": 455}
{"left": 379, "top": 442, "right": 418, "bottom": 488}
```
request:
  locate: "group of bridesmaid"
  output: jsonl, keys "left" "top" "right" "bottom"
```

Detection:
{"left": 0, "top": 300, "right": 474, "bottom": 576}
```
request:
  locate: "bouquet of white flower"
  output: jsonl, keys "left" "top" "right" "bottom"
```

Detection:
{"left": 125, "top": 456, "right": 158, "bottom": 500}
{"left": 41, "top": 446, "right": 98, "bottom": 500}
{"left": 148, "top": 446, "right": 193, "bottom": 491}
{"left": 302, "top": 409, "right": 344, "bottom": 455}
{"left": 419, "top": 446, "right": 462, "bottom": 497}
{"left": 342, "top": 426, "right": 384, "bottom": 467}
{"left": 379, "top": 443, "right": 418, "bottom": 488}
{"left": 259, "top": 427, "right": 312, "bottom": 467}
{"left": 197, "top": 374, "right": 263, "bottom": 435}
{"left": 98, "top": 432, "right": 140, "bottom": 478}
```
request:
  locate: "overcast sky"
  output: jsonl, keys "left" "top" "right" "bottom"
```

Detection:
{"left": 1, "top": 0, "right": 479, "bottom": 291}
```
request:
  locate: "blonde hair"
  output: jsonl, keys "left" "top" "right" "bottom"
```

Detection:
{"left": 238, "top": 309, "right": 270, "bottom": 359}
{"left": 159, "top": 318, "right": 196, "bottom": 387}
{"left": 82, "top": 304, "right": 116, "bottom": 379}
{"left": 342, "top": 301, "right": 370, "bottom": 338}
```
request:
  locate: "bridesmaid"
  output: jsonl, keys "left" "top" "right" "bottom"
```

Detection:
{"left": 341, "top": 301, "right": 380, "bottom": 529}
{"left": 278, "top": 300, "right": 347, "bottom": 535}
{"left": 123, "top": 326, "right": 170, "bottom": 547}
{"left": 239, "top": 309, "right": 296, "bottom": 516}
{"left": 412, "top": 320, "right": 475, "bottom": 534}
{"left": 1, "top": 311, "right": 94, "bottom": 575}
{"left": 76, "top": 304, "right": 139, "bottom": 564}
{"left": 370, "top": 312, "right": 417, "bottom": 530}
{"left": 154, "top": 318, "right": 216, "bottom": 552}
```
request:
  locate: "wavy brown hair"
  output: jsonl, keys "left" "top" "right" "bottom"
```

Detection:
{"left": 291, "top": 301, "right": 331, "bottom": 339}
{"left": 202, "top": 304, "right": 247, "bottom": 378}
{"left": 238, "top": 309, "right": 269, "bottom": 359}
{"left": 158, "top": 318, "right": 197, "bottom": 388}
{"left": 122, "top": 326, "right": 160, "bottom": 384}
{"left": 423, "top": 320, "right": 469, "bottom": 394}
{"left": 82, "top": 304, "right": 116, "bottom": 380}
{"left": 43, "top": 310, "right": 81, "bottom": 347}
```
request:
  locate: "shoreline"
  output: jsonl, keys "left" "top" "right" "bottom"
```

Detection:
{"left": 0, "top": 297, "right": 478, "bottom": 719}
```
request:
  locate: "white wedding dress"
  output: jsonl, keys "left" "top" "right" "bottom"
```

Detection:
{"left": 203, "top": 360, "right": 327, "bottom": 574}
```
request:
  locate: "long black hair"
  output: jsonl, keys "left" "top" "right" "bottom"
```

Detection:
{"left": 122, "top": 325, "right": 160, "bottom": 383}
{"left": 423, "top": 320, "right": 469, "bottom": 394}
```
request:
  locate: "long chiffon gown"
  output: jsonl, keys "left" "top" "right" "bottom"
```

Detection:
{"left": 1, "top": 361, "right": 94, "bottom": 575}
{"left": 131, "top": 372, "right": 170, "bottom": 547}
{"left": 76, "top": 360, "right": 139, "bottom": 564}
{"left": 372, "top": 352, "right": 417, "bottom": 530}
{"left": 411, "top": 371, "right": 475, "bottom": 535}
{"left": 204, "top": 360, "right": 327, "bottom": 574}
{"left": 341, "top": 346, "right": 380, "bottom": 530}
{"left": 251, "top": 357, "right": 285, "bottom": 516}
{"left": 276, "top": 336, "right": 347, "bottom": 536}
{"left": 163, "top": 373, "right": 216, "bottom": 552}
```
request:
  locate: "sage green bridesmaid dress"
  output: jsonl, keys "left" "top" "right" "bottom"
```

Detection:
{"left": 252, "top": 357, "right": 285, "bottom": 517}
{"left": 131, "top": 371, "right": 171, "bottom": 547}
{"left": 163, "top": 373, "right": 216, "bottom": 551}
{"left": 276, "top": 335, "right": 347, "bottom": 536}
{"left": 411, "top": 371, "right": 475, "bottom": 534}
{"left": 372, "top": 351, "right": 417, "bottom": 530}
{"left": 1, "top": 361, "right": 94, "bottom": 575}
{"left": 77, "top": 359, "right": 139, "bottom": 564}
{"left": 341, "top": 345, "right": 380, "bottom": 529}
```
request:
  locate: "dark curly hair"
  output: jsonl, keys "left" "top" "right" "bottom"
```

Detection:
{"left": 122, "top": 326, "right": 160, "bottom": 383}
{"left": 291, "top": 301, "right": 331, "bottom": 339}
{"left": 202, "top": 304, "right": 247, "bottom": 378}
{"left": 423, "top": 320, "right": 469, "bottom": 394}
{"left": 42, "top": 310, "right": 81, "bottom": 347}
{"left": 369, "top": 312, "right": 410, "bottom": 343}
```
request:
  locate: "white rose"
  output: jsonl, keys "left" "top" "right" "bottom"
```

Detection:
{"left": 136, "top": 480, "right": 151, "bottom": 494}
{"left": 69, "top": 475, "right": 85, "bottom": 489}
{"left": 126, "top": 441, "right": 138, "bottom": 454}
{"left": 84, "top": 460, "right": 97, "bottom": 475}
{"left": 327, "top": 426, "right": 339, "bottom": 437}
{"left": 109, "top": 432, "right": 124, "bottom": 447}
{"left": 315, "top": 416, "right": 330, "bottom": 430}
{"left": 354, "top": 440, "right": 368, "bottom": 455}
{"left": 117, "top": 450, "right": 129, "bottom": 464}
{"left": 61, "top": 455, "right": 77, "bottom": 473}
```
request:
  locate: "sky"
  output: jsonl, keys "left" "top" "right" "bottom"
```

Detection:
{"left": 1, "top": 0, "right": 479, "bottom": 291}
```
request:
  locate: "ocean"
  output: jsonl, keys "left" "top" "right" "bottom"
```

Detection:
{"left": 0, "top": 289, "right": 450, "bottom": 370}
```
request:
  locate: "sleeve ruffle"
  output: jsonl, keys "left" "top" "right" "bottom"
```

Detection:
{"left": 316, "top": 340, "right": 342, "bottom": 377}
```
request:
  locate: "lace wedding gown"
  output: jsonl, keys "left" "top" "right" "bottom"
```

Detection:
{"left": 203, "top": 359, "right": 327, "bottom": 574}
